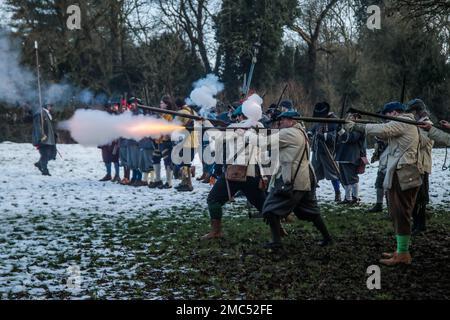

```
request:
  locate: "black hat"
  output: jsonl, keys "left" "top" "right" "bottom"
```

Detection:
{"left": 313, "top": 102, "right": 330, "bottom": 118}
{"left": 280, "top": 100, "right": 294, "bottom": 110}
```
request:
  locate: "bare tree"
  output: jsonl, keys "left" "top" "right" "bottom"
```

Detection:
{"left": 157, "top": 0, "right": 215, "bottom": 73}
{"left": 288, "top": 0, "right": 339, "bottom": 104}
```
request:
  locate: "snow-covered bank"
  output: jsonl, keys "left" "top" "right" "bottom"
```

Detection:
{"left": 0, "top": 142, "right": 449, "bottom": 217}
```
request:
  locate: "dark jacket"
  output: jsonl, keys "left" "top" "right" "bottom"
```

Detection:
{"left": 32, "top": 108, "right": 57, "bottom": 146}
{"left": 335, "top": 131, "right": 366, "bottom": 165}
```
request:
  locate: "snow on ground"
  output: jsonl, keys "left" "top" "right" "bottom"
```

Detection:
{"left": 0, "top": 142, "right": 449, "bottom": 299}
{"left": 1, "top": 142, "right": 449, "bottom": 217}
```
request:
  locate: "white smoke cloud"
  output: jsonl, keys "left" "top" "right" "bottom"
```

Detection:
{"left": 242, "top": 93, "right": 263, "bottom": 125}
{"left": 0, "top": 30, "right": 106, "bottom": 108}
{"left": 0, "top": 31, "right": 36, "bottom": 104}
{"left": 186, "top": 74, "right": 224, "bottom": 116}
{"left": 59, "top": 109, "right": 183, "bottom": 147}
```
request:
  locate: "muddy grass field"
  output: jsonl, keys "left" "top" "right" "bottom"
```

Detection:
{"left": 1, "top": 202, "right": 449, "bottom": 300}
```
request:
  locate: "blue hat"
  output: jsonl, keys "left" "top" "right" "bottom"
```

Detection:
{"left": 405, "top": 99, "right": 427, "bottom": 113}
{"left": 277, "top": 110, "right": 301, "bottom": 120}
{"left": 232, "top": 105, "right": 243, "bottom": 117}
{"left": 381, "top": 102, "right": 405, "bottom": 115}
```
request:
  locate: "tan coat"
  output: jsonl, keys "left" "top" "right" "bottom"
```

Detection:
{"left": 214, "top": 120, "right": 264, "bottom": 177}
{"left": 247, "top": 123, "right": 312, "bottom": 191}
{"left": 176, "top": 106, "right": 200, "bottom": 149}
{"left": 417, "top": 117, "right": 434, "bottom": 174}
{"left": 365, "top": 113, "right": 420, "bottom": 190}
{"left": 428, "top": 126, "right": 450, "bottom": 147}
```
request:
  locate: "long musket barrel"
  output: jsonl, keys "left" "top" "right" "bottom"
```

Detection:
{"left": 347, "top": 107, "right": 421, "bottom": 125}
{"left": 349, "top": 108, "right": 450, "bottom": 132}
{"left": 348, "top": 107, "right": 450, "bottom": 133}
{"left": 183, "top": 117, "right": 375, "bottom": 131}
{"left": 136, "top": 104, "right": 229, "bottom": 126}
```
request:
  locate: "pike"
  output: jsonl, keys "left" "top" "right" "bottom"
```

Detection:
{"left": 136, "top": 104, "right": 228, "bottom": 127}
{"left": 35, "top": 41, "right": 47, "bottom": 142}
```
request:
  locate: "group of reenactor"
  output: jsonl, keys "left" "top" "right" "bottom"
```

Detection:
{"left": 32, "top": 93, "right": 450, "bottom": 266}
{"left": 200, "top": 97, "right": 450, "bottom": 267}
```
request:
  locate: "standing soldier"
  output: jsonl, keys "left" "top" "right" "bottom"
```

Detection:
{"left": 335, "top": 113, "right": 367, "bottom": 205}
{"left": 149, "top": 95, "right": 175, "bottom": 189}
{"left": 309, "top": 102, "right": 342, "bottom": 202}
{"left": 127, "top": 98, "right": 144, "bottom": 186}
{"left": 405, "top": 99, "right": 434, "bottom": 235}
{"left": 138, "top": 137, "right": 155, "bottom": 186}
{"left": 256, "top": 111, "right": 333, "bottom": 249}
{"left": 32, "top": 104, "right": 57, "bottom": 176}
{"left": 346, "top": 102, "right": 421, "bottom": 266}
{"left": 173, "top": 98, "right": 200, "bottom": 192}
{"left": 202, "top": 103, "right": 266, "bottom": 240}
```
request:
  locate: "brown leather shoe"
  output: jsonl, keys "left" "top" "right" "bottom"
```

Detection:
{"left": 380, "top": 252, "right": 412, "bottom": 266}
{"left": 196, "top": 172, "right": 207, "bottom": 181}
{"left": 120, "top": 178, "right": 130, "bottom": 185}
{"left": 382, "top": 252, "right": 396, "bottom": 259}
{"left": 201, "top": 219, "right": 223, "bottom": 240}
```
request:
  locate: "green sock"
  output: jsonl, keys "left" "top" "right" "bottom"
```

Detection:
{"left": 396, "top": 235, "right": 411, "bottom": 254}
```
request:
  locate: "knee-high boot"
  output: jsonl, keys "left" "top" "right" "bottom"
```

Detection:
{"left": 313, "top": 215, "right": 333, "bottom": 246}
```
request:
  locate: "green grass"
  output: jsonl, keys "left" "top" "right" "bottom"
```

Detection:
{"left": 82, "top": 204, "right": 450, "bottom": 300}
{"left": 2, "top": 204, "right": 449, "bottom": 300}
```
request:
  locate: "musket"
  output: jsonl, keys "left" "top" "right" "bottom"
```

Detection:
{"left": 183, "top": 117, "right": 375, "bottom": 131}
{"left": 291, "top": 116, "right": 375, "bottom": 124}
{"left": 348, "top": 107, "right": 450, "bottom": 132}
{"left": 348, "top": 107, "right": 425, "bottom": 126}
{"left": 136, "top": 104, "right": 229, "bottom": 127}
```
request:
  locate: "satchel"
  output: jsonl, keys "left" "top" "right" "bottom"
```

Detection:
{"left": 396, "top": 128, "right": 423, "bottom": 191}
{"left": 397, "top": 164, "right": 422, "bottom": 191}
{"left": 225, "top": 144, "right": 255, "bottom": 182}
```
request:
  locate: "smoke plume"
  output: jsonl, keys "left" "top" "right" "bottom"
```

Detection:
{"left": 186, "top": 74, "right": 224, "bottom": 116}
{"left": 0, "top": 30, "right": 106, "bottom": 108}
{"left": 59, "top": 109, "right": 183, "bottom": 147}
{"left": 242, "top": 93, "right": 263, "bottom": 126}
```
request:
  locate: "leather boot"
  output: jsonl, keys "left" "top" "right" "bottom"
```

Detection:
{"left": 367, "top": 203, "right": 383, "bottom": 213}
{"left": 196, "top": 172, "right": 207, "bottom": 181}
{"left": 201, "top": 173, "right": 211, "bottom": 184}
{"left": 380, "top": 252, "right": 412, "bottom": 266}
{"left": 313, "top": 216, "right": 333, "bottom": 246}
{"left": 335, "top": 191, "right": 342, "bottom": 202}
{"left": 100, "top": 174, "right": 112, "bottom": 182}
{"left": 201, "top": 219, "right": 223, "bottom": 240}
{"left": 175, "top": 167, "right": 188, "bottom": 189}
